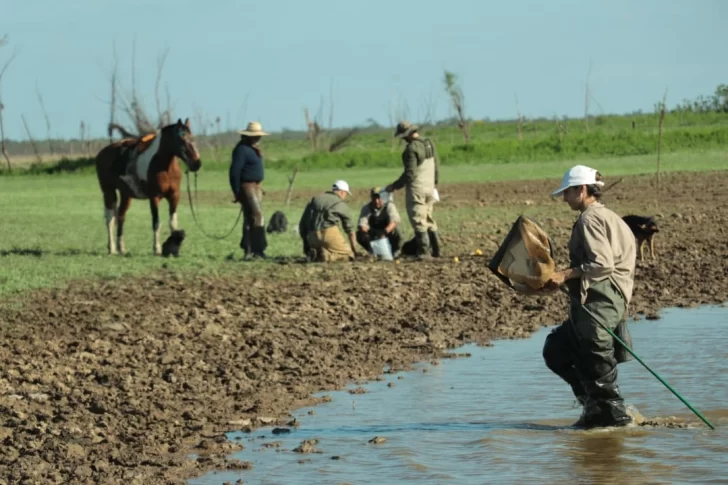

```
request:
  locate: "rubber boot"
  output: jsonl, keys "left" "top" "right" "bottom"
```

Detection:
{"left": 572, "top": 396, "right": 601, "bottom": 428}
{"left": 428, "top": 230, "right": 441, "bottom": 257}
{"left": 250, "top": 226, "right": 268, "bottom": 259}
{"left": 240, "top": 225, "right": 252, "bottom": 258}
{"left": 581, "top": 367, "right": 632, "bottom": 428}
{"left": 415, "top": 232, "right": 432, "bottom": 260}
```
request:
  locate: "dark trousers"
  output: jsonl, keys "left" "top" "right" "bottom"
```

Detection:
{"left": 239, "top": 182, "right": 267, "bottom": 256}
{"left": 542, "top": 280, "right": 631, "bottom": 422}
{"left": 356, "top": 227, "right": 402, "bottom": 254}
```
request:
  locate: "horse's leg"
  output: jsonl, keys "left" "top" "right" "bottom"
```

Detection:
{"left": 117, "top": 195, "right": 132, "bottom": 255}
{"left": 150, "top": 197, "right": 162, "bottom": 255}
{"left": 168, "top": 189, "right": 180, "bottom": 232}
{"left": 103, "top": 189, "right": 118, "bottom": 255}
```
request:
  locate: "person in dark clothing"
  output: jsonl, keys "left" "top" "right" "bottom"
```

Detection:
{"left": 356, "top": 187, "right": 402, "bottom": 256}
{"left": 230, "top": 121, "right": 269, "bottom": 259}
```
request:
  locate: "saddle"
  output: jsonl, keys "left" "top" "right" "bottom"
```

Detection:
{"left": 116, "top": 133, "right": 158, "bottom": 198}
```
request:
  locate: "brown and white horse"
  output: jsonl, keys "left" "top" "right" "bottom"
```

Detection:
{"left": 95, "top": 118, "right": 201, "bottom": 255}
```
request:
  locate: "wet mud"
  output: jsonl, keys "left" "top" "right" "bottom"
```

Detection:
{"left": 0, "top": 171, "right": 726, "bottom": 484}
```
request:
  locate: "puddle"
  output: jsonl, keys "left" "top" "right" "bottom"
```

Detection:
{"left": 190, "top": 304, "right": 728, "bottom": 484}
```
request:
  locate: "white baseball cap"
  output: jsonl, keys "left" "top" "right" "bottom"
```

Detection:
{"left": 332, "top": 180, "right": 352, "bottom": 195}
{"left": 551, "top": 165, "right": 604, "bottom": 196}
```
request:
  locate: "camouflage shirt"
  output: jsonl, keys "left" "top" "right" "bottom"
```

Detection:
{"left": 299, "top": 191, "right": 355, "bottom": 235}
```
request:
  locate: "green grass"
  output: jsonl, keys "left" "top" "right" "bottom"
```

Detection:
{"left": 4, "top": 111, "right": 728, "bottom": 176}
{"left": 0, "top": 149, "right": 726, "bottom": 297}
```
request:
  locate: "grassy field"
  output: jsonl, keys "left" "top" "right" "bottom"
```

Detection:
{"left": 4, "top": 110, "right": 728, "bottom": 174}
{"left": 1, "top": 148, "right": 726, "bottom": 297}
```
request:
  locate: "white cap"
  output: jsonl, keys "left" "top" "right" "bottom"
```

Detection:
{"left": 332, "top": 180, "right": 352, "bottom": 195}
{"left": 551, "top": 165, "right": 604, "bottom": 196}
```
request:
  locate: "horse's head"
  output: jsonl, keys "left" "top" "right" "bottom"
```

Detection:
{"left": 170, "top": 118, "right": 202, "bottom": 172}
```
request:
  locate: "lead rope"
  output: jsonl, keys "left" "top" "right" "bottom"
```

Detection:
{"left": 185, "top": 170, "right": 242, "bottom": 240}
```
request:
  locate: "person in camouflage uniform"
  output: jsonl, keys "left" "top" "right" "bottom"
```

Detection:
{"left": 385, "top": 121, "right": 440, "bottom": 259}
{"left": 356, "top": 187, "right": 402, "bottom": 256}
{"left": 298, "top": 180, "right": 359, "bottom": 262}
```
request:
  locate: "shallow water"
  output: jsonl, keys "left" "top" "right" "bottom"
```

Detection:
{"left": 190, "top": 304, "right": 728, "bottom": 485}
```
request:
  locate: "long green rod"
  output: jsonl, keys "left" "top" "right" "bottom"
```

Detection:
{"left": 561, "top": 289, "right": 715, "bottom": 430}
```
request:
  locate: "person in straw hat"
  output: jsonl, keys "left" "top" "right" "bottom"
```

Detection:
{"left": 230, "top": 121, "right": 270, "bottom": 259}
{"left": 385, "top": 121, "right": 441, "bottom": 259}
{"left": 298, "top": 180, "right": 359, "bottom": 262}
{"left": 541, "top": 164, "right": 637, "bottom": 428}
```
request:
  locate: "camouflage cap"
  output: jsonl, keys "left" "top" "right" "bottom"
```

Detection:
{"left": 370, "top": 186, "right": 383, "bottom": 197}
{"left": 393, "top": 120, "right": 418, "bottom": 138}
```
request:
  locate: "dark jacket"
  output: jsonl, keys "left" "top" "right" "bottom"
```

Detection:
{"left": 229, "top": 142, "right": 264, "bottom": 199}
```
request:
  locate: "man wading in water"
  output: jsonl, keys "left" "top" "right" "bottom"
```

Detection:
{"left": 542, "top": 165, "right": 637, "bottom": 428}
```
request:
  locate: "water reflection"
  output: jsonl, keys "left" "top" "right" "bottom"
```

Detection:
{"left": 190, "top": 304, "right": 728, "bottom": 485}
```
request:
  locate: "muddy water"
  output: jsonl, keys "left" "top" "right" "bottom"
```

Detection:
{"left": 190, "top": 304, "right": 728, "bottom": 485}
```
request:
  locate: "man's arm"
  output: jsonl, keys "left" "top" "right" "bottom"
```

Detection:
{"left": 386, "top": 144, "right": 417, "bottom": 192}
{"left": 358, "top": 205, "right": 370, "bottom": 232}
{"left": 546, "top": 218, "right": 611, "bottom": 287}
{"left": 336, "top": 202, "right": 358, "bottom": 255}
{"left": 229, "top": 146, "right": 245, "bottom": 201}
{"left": 384, "top": 203, "right": 401, "bottom": 234}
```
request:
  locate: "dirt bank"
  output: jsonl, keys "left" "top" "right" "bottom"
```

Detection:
{"left": 1, "top": 170, "right": 726, "bottom": 484}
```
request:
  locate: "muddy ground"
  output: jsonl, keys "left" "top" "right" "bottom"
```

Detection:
{"left": 1, "top": 170, "right": 727, "bottom": 484}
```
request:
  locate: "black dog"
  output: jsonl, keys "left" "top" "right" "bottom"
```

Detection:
{"left": 161, "top": 230, "right": 186, "bottom": 258}
{"left": 622, "top": 215, "right": 659, "bottom": 260}
{"left": 267, "top": 210, "right": 288, "bottom": 234}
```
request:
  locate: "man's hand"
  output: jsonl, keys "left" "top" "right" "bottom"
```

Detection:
{"left": 544, "top": 268, "right": 582, "bottom": 289}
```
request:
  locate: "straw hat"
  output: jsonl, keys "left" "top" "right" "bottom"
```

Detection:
{"left": 238, "top": 121, "right": 270, "bottom": 136}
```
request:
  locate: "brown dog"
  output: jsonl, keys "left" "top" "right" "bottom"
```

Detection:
{"left": 622, "top": 215, "right": 659, "bottom": 260}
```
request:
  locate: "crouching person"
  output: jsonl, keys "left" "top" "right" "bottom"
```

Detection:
{"left": 356, "top": 187, "right": 402, "bottom": 256}
{"left": 298, "top": 180, "right": 359, "bottom": 262}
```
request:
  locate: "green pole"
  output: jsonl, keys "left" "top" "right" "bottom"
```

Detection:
{"left": 561, "top": 289, "right": 715, "bottom": 430}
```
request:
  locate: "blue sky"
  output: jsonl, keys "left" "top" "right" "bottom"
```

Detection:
{"left": 2, "top": 0, "right": 726, "bottom": 141}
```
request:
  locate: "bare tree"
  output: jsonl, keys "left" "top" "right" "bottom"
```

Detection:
{"left": 584, "top": 59, "right": 592, "bottom": 133}
{"left": 107, "top": 40, "right": 173, "bottom": 140}
{"left": 656, "top": 89, "right": 668, "bottom": 190}
{"left": 35, "top": 81, "right": 55, "bottom": 156}
{"left": 155, "top": 47, "right": 171, "bottom": 126}
{"left": 0, "top": 34, "right": 18, "bottom": 170}
{"left": 443, "top": 70, "right": 469, "bottom": 143}
{"left": 515, "top": 93, "right": 524, "bottom": 141}
{"left": 303, "top": 107, "right": 322, "bottom": 151}
{"left": 21, "top": 115, "right": 43, "bottom": 163}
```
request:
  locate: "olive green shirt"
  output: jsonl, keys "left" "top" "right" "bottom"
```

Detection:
{"left": 567, "top": 202, "right": 637, "bottom": 306}
{"left": 299, "top": 191, "right": 355, "bottom": 235}
{"left": 392, "top": 138, "right": 440, "bottom": 191}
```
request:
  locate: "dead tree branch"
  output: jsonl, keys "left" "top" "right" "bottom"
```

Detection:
{"left": 21, "top": 115, "right": 43, "bottom": 163}
{"left": 285, "top": 165, "right": 299, "bottom": 207}
{"left": 0, "top": 39, "right": 18, "bottom": 171}
{"left": 328, "top": 128, "right": 359, "bottom": 152}
{"left": 155, "top": 47, "right": 170, "bottom": 127}
{"left": 657, "top": 88, "right": 668, "bottom": 191}
{"left": 35, "top": 81, "right": 55, "bottom": 156}
{"left": 108, "top": 123, "right": 137, "bottom": 139}
{"left": 584, "top": 59, "right": 592, "bottom": 133}
{"left": 515, "top": 93, "right": 523, "bottom": 141}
